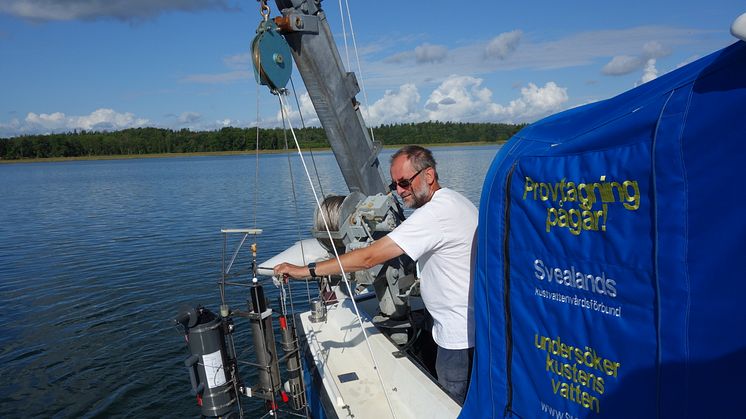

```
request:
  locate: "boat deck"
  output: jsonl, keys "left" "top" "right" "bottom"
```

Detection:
{"left": 298, "top": 296, "right": 461, "bottom": 419}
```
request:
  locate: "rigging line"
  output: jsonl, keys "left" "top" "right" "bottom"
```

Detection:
{"left": 227, "top": 330, "right": 245, "bottom": 418}
{"left": 221, "top": 231, "right": 227, "bottom": 304}
{"left": 308, "top": 148, "right": 324, "bottom": 198}
{"left": 225, "top": 233, "right": 250, "bottom": 275}
{"left": 280, "top": 274, "right": 311, "bottom": 418}
{"left": 290, "top": 77, "right": 325, "bottom": 199}
{"left": 280, "top": 279, "right": 289, "bottom": 319}
{"left": 278, "top": 95, "right": 316, "bottom": 307}
{"left": 337, "top": 0, "right": 351, "bottom": 70}
{"left": 221, "top": 233, "right": 245, "bottom": 419}
{"left": 289, "top": 78, "right": 307, "bottom": 128}
{"left": 274, "top": 107, "right": 305, "bottom": 326}
{"left": 277, "top": 93, "right": 399, "bottom": 419}
{"left": 276, "top": 96, "right": 312, "bottom": 419}
{"left": 254, "top": 50, "right": 262, "bottom": 231}
{"left": 252, "top": 28, "right": 279, "bottom": 414}
{"left": 343, "top": 0, "right": 377, "bottom": 143}
{"left": 287, "top": 79, "right": 318, "bottom": 306}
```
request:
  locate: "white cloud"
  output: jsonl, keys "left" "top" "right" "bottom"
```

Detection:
{"left": 276, "top": 92, "right": 319, "bottom": 127}
{"left": 25, "top": 111, "right": 67, "bottom": 128}
{"left": 362, "top": 84, "right": 421, "bottom": 126}
{"left": 0, "top": 78, "right": 570, "bottom": 137}
{"left": 363, "top": 26, "right": 712, "bottom": 92}
{"left": 223, "top": 52, "right": 251, "bottom": 69}
{"left": 0, "top": 0, "right": 233, "bottom": 22}
{"left": 414, "top": 43, "right": 448, "bottom": 64}
{"left": 178, "top": 111, "right": 201, "bottom": 124}
{"left": 0, "top": 118, "right": 22, "bottom": 138}
{"left": 494, "top": 81, "right": 569, "bottom": 122}
{"left": 382, "top": 43, "right": 448, "bottom": 65}
{"left": 484, "top": 30, "right": 523, "bottom": 60}
{"left": 602, "top": 40, "right": 671, "bottom": 77}
{"left": 602, "top": 55, "right": 643, "bottom": 75}
{"left": 424, "top": 76, "right": 495, "bottom": 121}
{"left": 359, "top": 76, "right": 568, "bottom": 125}
{"left": 70, "top": 109, "right": 148, "bottom": 130}
{"left": 637, "top": 58, "right": 658, "bottom": 85}
{"left": 187, "top": 117, "right": 260, "bottom": 132}
{"left": 429, "top": 76, "right": 567, "bottom": 123}
{"left": 642, "top": 41, "right": 670, "bottom": 59}
{"left": 383, "top": 51, "right": 411, "bottom": 64}
{"left": 0, "top": 108, "right": 149, "bottom": 136}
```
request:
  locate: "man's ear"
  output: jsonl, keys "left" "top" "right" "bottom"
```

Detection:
{"left": 425, "top": 167, "right": 436, "bottom": 184}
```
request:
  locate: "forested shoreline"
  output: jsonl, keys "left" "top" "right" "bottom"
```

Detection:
{"left": 0, "top": 122, "right": 523, "bottom": 160}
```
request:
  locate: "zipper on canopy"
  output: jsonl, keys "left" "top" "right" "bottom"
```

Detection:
{"left": 503, "top": 161, "right": 518, "bottom": 416}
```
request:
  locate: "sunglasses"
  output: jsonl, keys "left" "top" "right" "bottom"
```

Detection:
{"left": 389, "top": 168, "right": 426, "bottom": 191}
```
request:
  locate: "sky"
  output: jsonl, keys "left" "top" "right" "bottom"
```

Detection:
{"left": 0, "top": 0, "right": 744, "bottom": 138}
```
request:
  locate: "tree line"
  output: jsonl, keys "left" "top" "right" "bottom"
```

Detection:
{"left": 0, "top": 121, "right": 524, "bottom": 160}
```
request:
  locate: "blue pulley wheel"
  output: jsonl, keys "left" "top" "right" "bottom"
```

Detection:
{"left": 252, "top": 20, "right": 292, "bottom": 91}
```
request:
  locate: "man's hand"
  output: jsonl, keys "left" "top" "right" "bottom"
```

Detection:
{"left": 273, "top": 262, "right": 309, "bottom": 279}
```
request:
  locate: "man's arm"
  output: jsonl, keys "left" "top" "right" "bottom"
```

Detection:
{"left": 273, "top": 236, "right": 405, "bottom": 279}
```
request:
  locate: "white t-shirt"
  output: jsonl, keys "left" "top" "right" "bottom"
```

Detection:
{"left": 387, "top": 187, "right": 477, "bottom": 350}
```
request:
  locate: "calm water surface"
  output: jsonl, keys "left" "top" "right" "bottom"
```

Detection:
{"left": 0, "top": 145, "right": 499, "bottom": 418}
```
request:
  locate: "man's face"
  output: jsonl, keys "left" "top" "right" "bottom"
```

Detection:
{"left": 390, "top": 155, "right": 430, "bottom": 209}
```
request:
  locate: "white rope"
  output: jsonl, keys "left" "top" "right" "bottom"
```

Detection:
{"left": 337, "top": 0, "right": 351, "bottom": 69}
{"left": 343, "top": 0, "right": 377, "bottom": 143}
{"left": 254, "top": 41, "right": 262, "bottom": 231}
{"left": 275, "top": 107, "right": 310, "bottom": 419}
{"left": 278, "top": 93, "right": 398, "bottom": 419}
{"left": 289, "top": 77, "right": 326, "bottom": 201}
{"left": 279, "top": 96, "right": 316, "bottom": 307}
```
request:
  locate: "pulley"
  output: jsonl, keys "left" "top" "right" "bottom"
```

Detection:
{"left": 252, "top": 19, "right": 293, "bottom": 92}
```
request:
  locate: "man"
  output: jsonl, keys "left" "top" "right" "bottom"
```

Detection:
{"left": 273, "top": 145, "right": 477, "bottom": 403}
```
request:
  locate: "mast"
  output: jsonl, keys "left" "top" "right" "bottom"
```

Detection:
{"left": 267, "top": 0, "right": 411, "bottom": 320}
{"left": 273, "top": 0, "right": 388, "bottom": 196}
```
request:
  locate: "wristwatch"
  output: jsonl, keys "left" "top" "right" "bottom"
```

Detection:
{"left": 308, "top": 262, "right": 317, "bottom": 278}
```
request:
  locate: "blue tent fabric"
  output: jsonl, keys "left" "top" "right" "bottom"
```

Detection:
{"left": 461, "top": 41, "right": 746, "bottom": 418}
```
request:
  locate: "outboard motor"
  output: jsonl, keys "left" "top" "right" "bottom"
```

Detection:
{"left": 176, "top": 305, "right": 237, "bottom": 418}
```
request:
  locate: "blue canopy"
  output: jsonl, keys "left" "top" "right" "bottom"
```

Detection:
{"left": 462, "top": 40, "right": 746, "bottom": 418}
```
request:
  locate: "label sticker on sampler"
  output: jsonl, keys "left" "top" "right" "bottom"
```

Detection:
{"left": 202, "top": 350, "right": 227, "bottom": 388}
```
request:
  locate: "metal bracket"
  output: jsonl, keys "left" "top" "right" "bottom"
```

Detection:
{"left": 275, "top": 14, "right": 319, "bottom": 33}
{"left": 275, "top": 0, "right": 320, "bottom": 16}
{"left": 344, "top": 71, "right": 361, "bottom": 98}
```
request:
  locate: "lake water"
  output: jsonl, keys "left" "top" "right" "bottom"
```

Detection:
{"left": 0, "top": 145, "right": 500, "bottom": 418}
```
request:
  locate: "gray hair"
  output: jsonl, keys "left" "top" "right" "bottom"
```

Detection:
{"left": 390, "top": 145, "right": 438, "bottom": 180}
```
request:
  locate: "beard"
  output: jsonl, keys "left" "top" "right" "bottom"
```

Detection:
{"left": 406, "top": 180, "right": 431, "bottom": 209}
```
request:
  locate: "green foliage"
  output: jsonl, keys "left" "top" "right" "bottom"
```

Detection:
{"left": 0, "top": 122, "right": 524, "bottom": 160}
{"left": 374, "top": 121, "right": 524, "bottom": 145}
